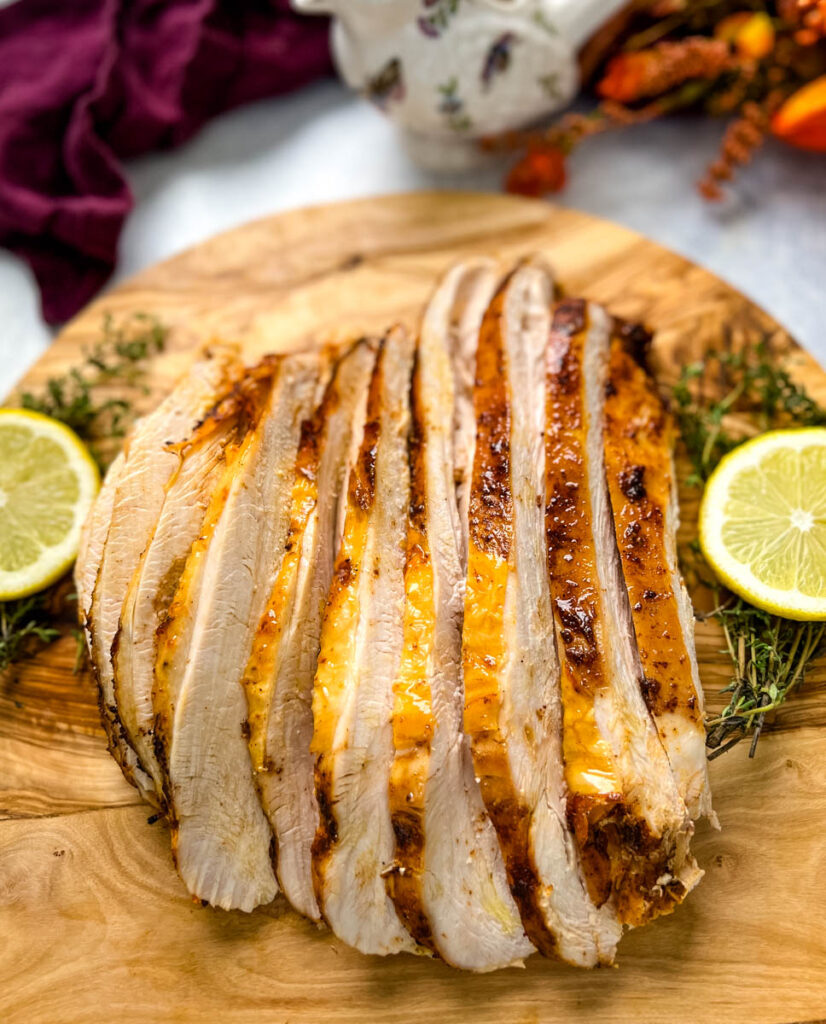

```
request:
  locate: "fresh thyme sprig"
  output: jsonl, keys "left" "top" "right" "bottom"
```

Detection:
{"left": 1, "top": 312, "right": 166, "bottom": 673}
{"left": 703, "top": 592, "right": 826, "bottom": 759}
{"left": 20, "top": 312, "right": 167, "bottom": 469}
{"left": 674, "top": 334, "right": 826, "bottom": 757}
{"left": 673, "top": 333, "right": 826, "bottom": 486}
{"left": 0, "top": 593, "right": 61, "bottom": 673}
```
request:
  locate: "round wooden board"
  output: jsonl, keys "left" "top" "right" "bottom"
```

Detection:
{"left": 2, "top": 192, "right": 825, "bottom": 1024}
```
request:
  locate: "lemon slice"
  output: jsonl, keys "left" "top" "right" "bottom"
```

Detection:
{"left": 700, "top": 428, "right": 826, "bottom": 621}
{"left": 0, "top": 409, "right": 100, "bottom": 600}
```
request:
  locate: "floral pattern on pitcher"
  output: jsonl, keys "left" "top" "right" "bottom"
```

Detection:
{"left": 418, "top": 0, "right": 461, "bottom": 39}
{"left": 482, "top": 32, "right": 518, "bottom": 91}
{"left": 366, "top": 58, "right": 405, "bottom": 109}
{"left": 437, "top": 77, "right": 473, "bottom": 132}
{"left": 293, "top": 0, "right": 631, "bottom": 168}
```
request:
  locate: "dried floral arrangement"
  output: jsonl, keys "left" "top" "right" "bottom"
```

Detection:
{"left": 492, "top": 0, "right": 826, "bottom": 199}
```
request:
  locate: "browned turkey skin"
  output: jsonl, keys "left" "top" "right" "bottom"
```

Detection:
{"left": 603, "top": 332, "right": 713, "bottom": 822}
{"left": 545, "top": 298, "right": 700, "bottom": 926}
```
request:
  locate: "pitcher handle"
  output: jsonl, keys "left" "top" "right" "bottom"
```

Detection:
{"left": 291, "top": 0, "right": 334, "bottom": 12}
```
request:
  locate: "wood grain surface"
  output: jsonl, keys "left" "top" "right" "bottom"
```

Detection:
{"left": 2, "top": 192, "right": 825, "bottom": 1024}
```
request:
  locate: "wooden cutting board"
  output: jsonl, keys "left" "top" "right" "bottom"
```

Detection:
{"left": 2, "top": 192, "right": 825, "bottom": 1024}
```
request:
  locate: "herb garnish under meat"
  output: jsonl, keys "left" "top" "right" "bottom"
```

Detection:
{"left": 674, "top": 335, "right": 826, "bottom": 758}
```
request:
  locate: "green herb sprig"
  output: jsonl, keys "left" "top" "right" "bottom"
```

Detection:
{"left": 20, "top": 312, "right": 167, "bottom": 470}
{"left": 1, "top": 313, "right": 166, "bottom": 674}
{"left": 704, "top": 594, "right": 825, "bottom": 759}
{"left": 674, "top": 334, "right": 826, "bottom": 758}
{"left": 0, "top": 593, "right": 61, "bottom": 673}
{"left": 673, "top": 333, "right": 826, "bottom": 486}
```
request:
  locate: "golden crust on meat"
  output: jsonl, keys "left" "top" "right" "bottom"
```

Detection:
{"left": 310, "top": 341, "right": 383, "bottom": 905}
{"left": 463, "top": 280, "right": 559, "bottom": 957}
{"left": 152, "top": 359, "right": 279, "bottom": 820}
{"left": 546, "top": 299, "right": 691, "bottom": 925}
{"left": 603, "top": 336, "right": 703, "bottom": 727}
{"left": 385, "top": 347, "right": 438, "bottom": 949}
{"left": 243, "top": 361, "right": 335, "bottom": 778}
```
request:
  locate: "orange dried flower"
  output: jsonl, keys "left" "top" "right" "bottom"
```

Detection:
{"left": 778, "top": 0, "right": 826, "bottom": 45}
{"left": 505, "top": 146, "right": 567, "bottom": 197}
{"left": 771, "top": 74, "right": 826, "bottom": 149}
{"left": 597, "top": 37, "right": 731, "bottom": 103}
{"left": 598, "top": 52, "right": 649, "bottom": 103}
{"left": 715, "top": 12, "right": 776, "bottom": 58}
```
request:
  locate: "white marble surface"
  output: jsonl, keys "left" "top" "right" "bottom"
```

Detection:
{"left": 2, "top": 79, "right": 824, "bottom": 396}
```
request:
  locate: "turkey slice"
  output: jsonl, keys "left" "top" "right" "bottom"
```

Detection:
{"left": 463, "top": 266, "right": 619, "bottom": 966}
{"left": 440, "top": 258, "right": 501, "bottom": 553}
{"left": 311, "top": 326, "right": 420, "bottom": 956}
{"left": 76, "top": 448, "right": 126, "bottom": 651}
{"left": 385, "top": 269, "right": 535, "bottom": 971}
{"left": 243, "top": 339, "right": 376, "bottom": 921}
{"left": 545, "top": 298, "right": 702, "bottom": 927}
{"left": 86, "top": 344, "right": 241, "bottom": 800}
{"left": 155, "top": 352, "right": 319, "bottom": 912}
{"left": 152, "top": 361, "right": 278, "bottom": 815}
{"left": 603, "top": 331, "right": 714, "bottom": 822}
{"left": 114, "top": 371, "right": 270, "bottom": 804}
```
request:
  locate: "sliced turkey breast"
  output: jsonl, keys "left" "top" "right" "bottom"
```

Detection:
{"left": 243, "top": 339, "right": 376, "bottom": 922}
{"left": 545, "top": 298, "right": 702, "bottom": 927}
{"left": 385, "top": 273, "right": 534, "bottom": 971}
{"left": 152, "top": 367, "right": 276, "bottom": 814}
{"left": 311, "top": 327, "right": 419, "bottom": 957}
{"left": 438, "top": 259, "right": 501, "bottom": 552}
{"left": 76, "top": 448, "right": 126, "bottom": 652}
{"left": 603, "top": 331, "right": 713, "bottom": 822}
{"left": 87, "top": 344, "right": 241, "bottom": 800}
{"left": 154, "top": 353, "right": 319, "bottom": 912}
{"left": 113, "top": 372, "right": 270, "bottom": 804}
{"left": 463, "top": 267, "right": 619, "bottom": 967}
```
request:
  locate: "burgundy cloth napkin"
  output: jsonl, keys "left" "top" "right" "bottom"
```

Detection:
{"left": 0, "top": 0, "right": 332, "bottom": 324}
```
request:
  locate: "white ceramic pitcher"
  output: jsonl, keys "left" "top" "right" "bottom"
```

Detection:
{"left": 292, "top": 0, "right": 629, "bottom": 168}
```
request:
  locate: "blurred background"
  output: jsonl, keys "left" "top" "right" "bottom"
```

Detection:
{"left": 1, "top": 0, "right": 824, "bottom": 395}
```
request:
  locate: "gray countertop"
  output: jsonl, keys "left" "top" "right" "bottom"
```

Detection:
{"left": 1, "top": 79, "right": 823, "bottom": 395}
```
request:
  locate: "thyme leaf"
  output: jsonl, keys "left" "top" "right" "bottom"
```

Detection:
{"left": 673, "top": 331, "right": 826, "bottom": 484}
{"left": 0, "top": 593, "right": 61, "bottom": 674}
{"left": 20, "top": 312, "right": 167, "bottom": 470}
{"left": 674, "top": 333, "right": 826, "bottom": 757}
{"left": 697, "top": 572, "right": 826, "bottom": 760}
{"left": 1, "top": 313, "right": 166, "bottom": 673}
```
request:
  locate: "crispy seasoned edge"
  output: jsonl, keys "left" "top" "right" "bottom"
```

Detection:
{"left": 310, "top": 338, "right": 385, "bottom": 914}
{"left": 151, "top": 360, "right": 280, "bottom": 832}
{"left": 463, "top": 279, "right": 557, "bottom": 957}
{"left": 545, "top": 301, "right": 689, "bottom": 925}
{"left": 384, "top": 343, "right": 438, "bottom": 951}
{"left": 604, "top": 338, "right": 703, "bottom": 727}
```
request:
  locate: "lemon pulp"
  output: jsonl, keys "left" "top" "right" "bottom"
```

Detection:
{"left": 0, "top": 409, "right": 100, "bottom": 600}
{"left": 700, "top": 428, "right": 826, "bottom": 621}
